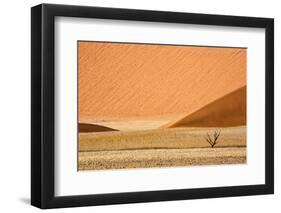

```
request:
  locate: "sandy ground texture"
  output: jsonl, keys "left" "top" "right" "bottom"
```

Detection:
{"left": 79, "top": 113, "right": 183, "bottom": 132}
{"left": 79, "top": 147, "right": 246, "bottom": 170}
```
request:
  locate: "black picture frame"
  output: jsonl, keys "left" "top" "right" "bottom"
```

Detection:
{"left": 31, "top": 3, "right": 274, "bottom": 209}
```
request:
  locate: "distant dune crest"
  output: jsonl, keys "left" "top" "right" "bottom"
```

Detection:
{"left": 79, "top": 123, "right": 118, "bottom": 133}
{"left": 162, "top": 86, "right": 246, "bottom": 128}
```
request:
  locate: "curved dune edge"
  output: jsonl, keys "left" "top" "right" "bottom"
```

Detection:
{"left": 79, "top": 123, "right": 118, "bottom": 133}
{"left": 161, "top": 86, "right": 246, "bottom": 128}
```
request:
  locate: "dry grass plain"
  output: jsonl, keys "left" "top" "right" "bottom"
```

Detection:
{"left": 78, "top": 126, "right": 246, "bottom": 170}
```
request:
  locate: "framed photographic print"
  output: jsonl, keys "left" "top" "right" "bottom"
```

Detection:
{"left": 31, "top": 3, "right": 274, "bottom": 209}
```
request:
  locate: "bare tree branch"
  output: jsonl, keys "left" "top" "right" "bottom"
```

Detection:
{"left": 205, "top": 129, "right": 221, "bottom": 148}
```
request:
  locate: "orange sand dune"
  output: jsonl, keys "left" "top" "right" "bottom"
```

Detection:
{"left": 79, "top": 123, "right": 118, "bottom": 133}
{"left": 162, "top": 86, "right": 246, "bottom": 128}
{"left": 79, "top": 42, "right": 246, "bottom": 118}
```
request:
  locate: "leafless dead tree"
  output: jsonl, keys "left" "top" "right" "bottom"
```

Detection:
{"left": 205, "top": 129, "right": 221, "bottom": 148}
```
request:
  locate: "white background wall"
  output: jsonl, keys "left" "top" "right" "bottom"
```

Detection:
{"left": 0, "top": 0, "right": 279, "bottom": 212}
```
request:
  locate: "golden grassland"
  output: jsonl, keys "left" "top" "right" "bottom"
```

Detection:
{"left": 78, "top": 126, "right": 246, "bottom": 170}
{"left": 79, "top": 126, "right": 246, "bottom": 151}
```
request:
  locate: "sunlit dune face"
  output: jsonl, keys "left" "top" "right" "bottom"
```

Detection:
{"left": 78, "top": 41, "right": 246, "bottom": 119}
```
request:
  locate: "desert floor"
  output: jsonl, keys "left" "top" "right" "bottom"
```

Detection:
{"left": 78, "top": 125, "right": 246, "bottom": 170}
{"left": 79, "top": 147, "right": 246, "bottom": 170}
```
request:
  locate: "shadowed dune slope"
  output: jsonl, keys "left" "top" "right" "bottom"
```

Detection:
{"left": 79, "top": 123, "right": 118, "bottom": 133}
{"left": 79, "top": 42, "right": 246, "bottom": 118}
{"left": 162, "top": 86, "right": 246, "bottom": 128}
